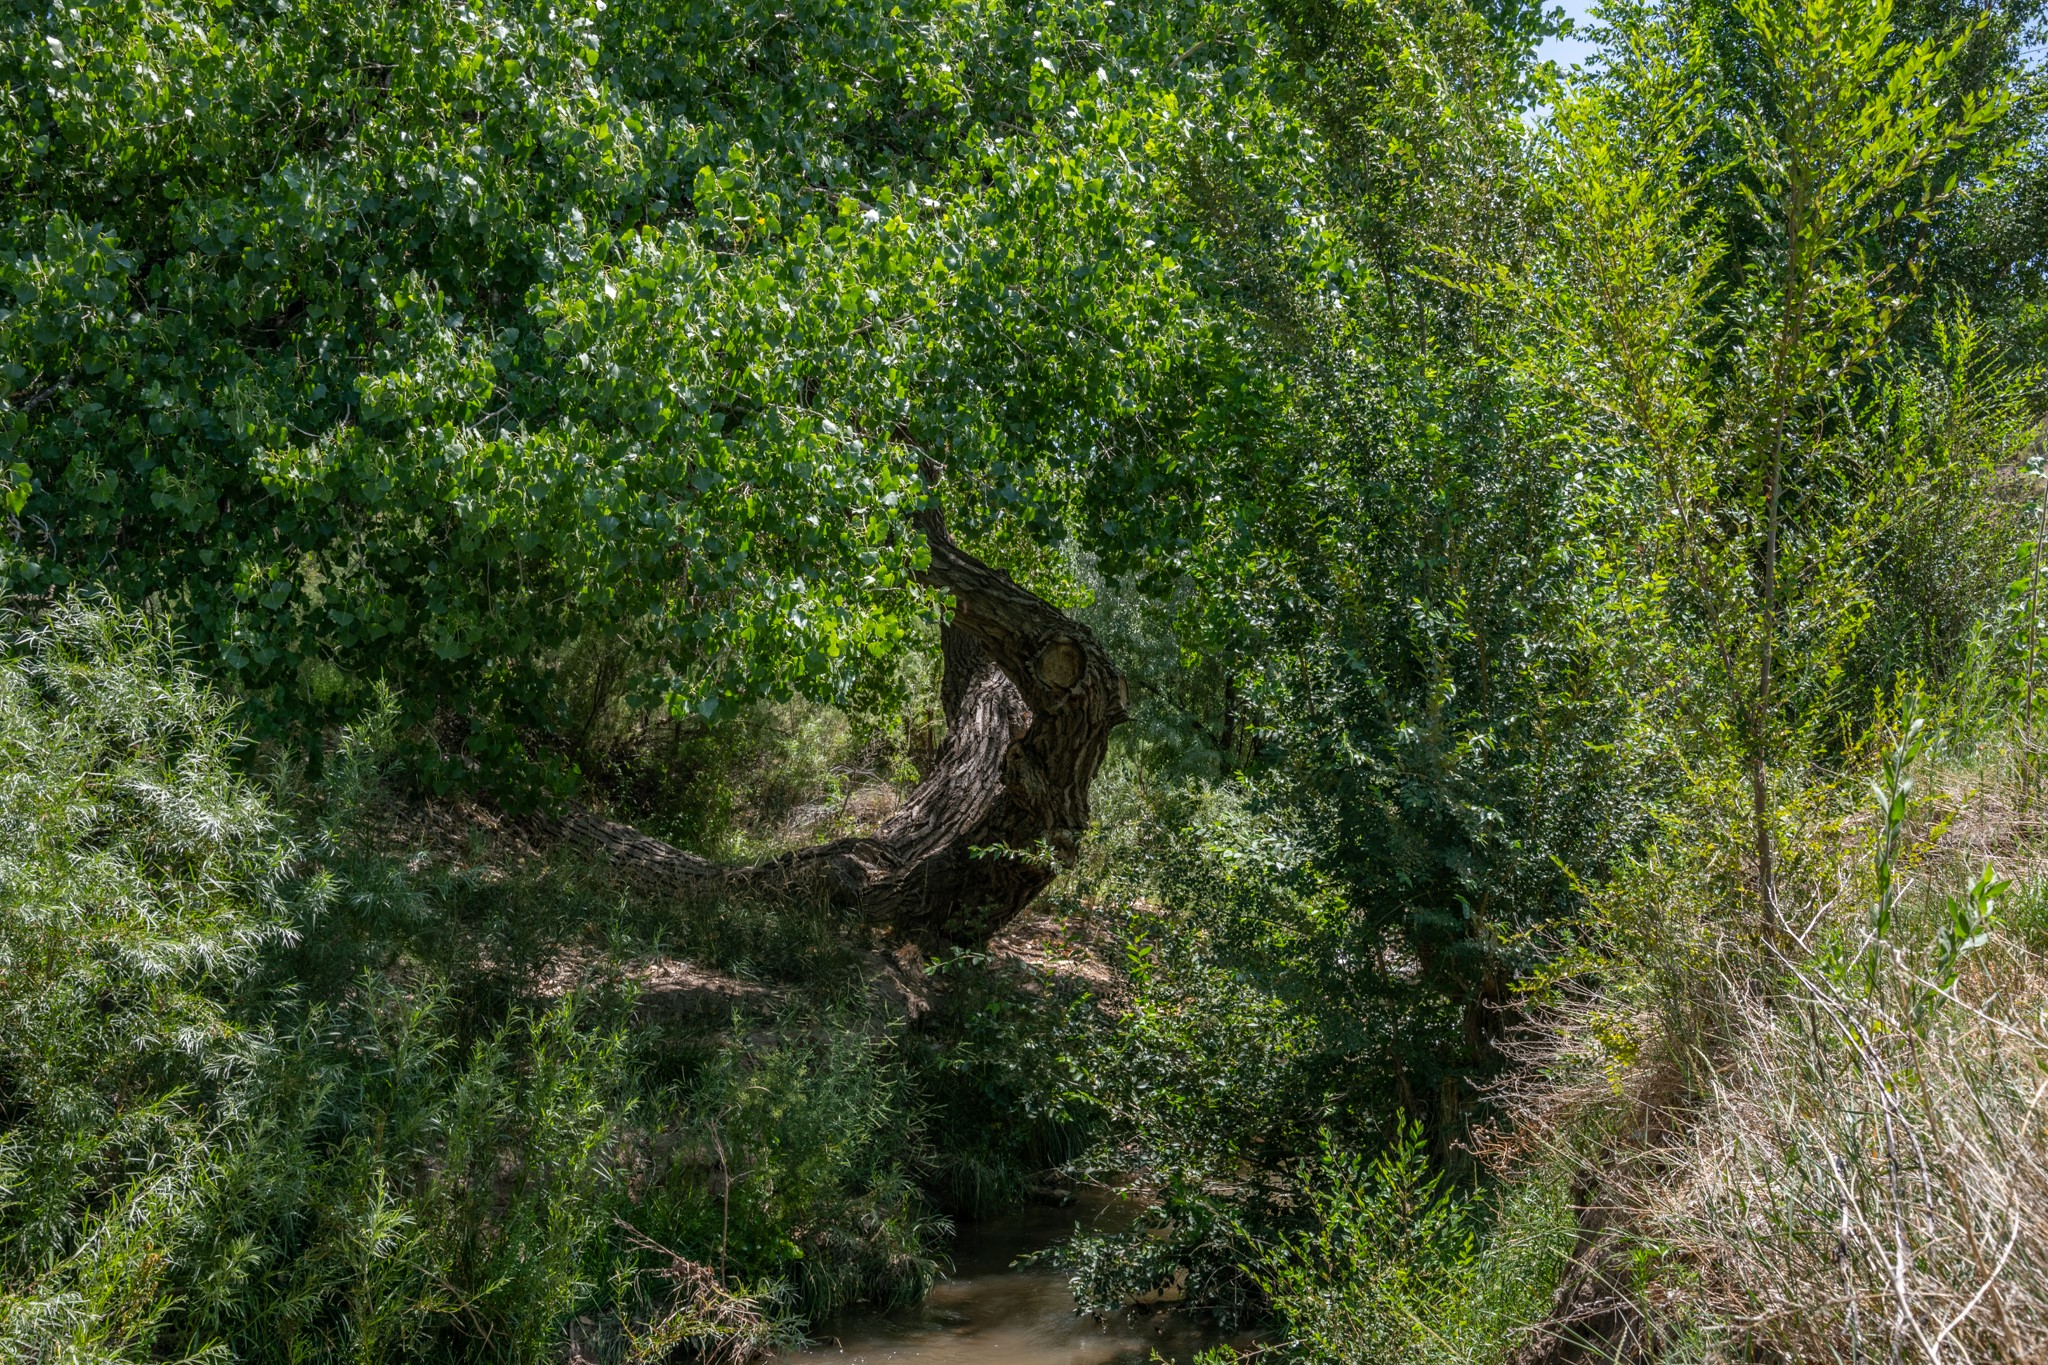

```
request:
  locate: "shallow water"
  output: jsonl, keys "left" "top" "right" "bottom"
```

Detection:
{"left": 778, "top": 1189, "right": 1239, "bottom": 1365}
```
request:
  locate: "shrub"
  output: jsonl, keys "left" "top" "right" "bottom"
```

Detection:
{"left": 1054, "top": 766, "right": 1487, "bottom": 1325}
{"left": 1257, "top": 1124, "right": 1572, "bottom": 1365}
{"left": 0, "top": 600, "right": 961, "bottom": 1361}
{"left": 0, "top": 597, "right": 296, "bottom": 1358}
{"left": 0, "top": 599, "right": 630, "bottom": 1361}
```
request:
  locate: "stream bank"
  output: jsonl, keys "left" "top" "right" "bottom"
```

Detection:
{"left": 778, "top": 1187, "right": 1248, "bottom": 1365}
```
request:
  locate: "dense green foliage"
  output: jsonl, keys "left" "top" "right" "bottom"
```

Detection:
{"left": 0, "top": 0, "right": 1255, "bottom": 790}
{"left": 1, "top": 602, "right": 617, "bottom": 1359}
{"left": 1035, "top": 0, "right": 2048, "bottom": 1350}
{"left": 0, "top": 602, "right": 1055, "bottom": 1360}
{"left": 6, "top": 0, "right": 2048, "bottom": 1359}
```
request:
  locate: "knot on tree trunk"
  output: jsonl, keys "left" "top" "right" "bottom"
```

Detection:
{"left": 539, "top": 505, "right": 1128, "bottom": 951}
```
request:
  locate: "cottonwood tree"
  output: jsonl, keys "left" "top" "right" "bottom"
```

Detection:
{"left": 0, "top": 0, "right": 1274, "bottom": 943}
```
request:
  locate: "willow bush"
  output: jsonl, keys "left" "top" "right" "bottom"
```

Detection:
{"left": 0, "top": 602, "right": 966, "bottom": 1362}
{"left": 0, "top": 600, "right": 624, "bottom": 1360}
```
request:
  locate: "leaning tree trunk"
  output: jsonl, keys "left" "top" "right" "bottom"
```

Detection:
{"left": 540, "top": 507, "right": 1128, "bottom": 951}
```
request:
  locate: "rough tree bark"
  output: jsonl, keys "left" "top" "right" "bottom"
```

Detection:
{"left": 538, "top": 506, "right": 1129, "bottom": 951}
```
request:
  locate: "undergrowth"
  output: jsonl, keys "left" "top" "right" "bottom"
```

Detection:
{"left": 1051, "top": 693, "right": 2048, "bottom": 1364}
{"left": 0, "top": 599, "right": 1061, "bottom": 1363}
{"left": 1483, "top": 700, "right": 2048, "bottom": 1363}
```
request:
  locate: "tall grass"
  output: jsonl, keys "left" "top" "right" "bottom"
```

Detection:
{"left": 1500, "top": 718, "right": 2048, "bottom": 1362}
{"left": 1656, "top": 737, "right": 2048, "bottom": 1360}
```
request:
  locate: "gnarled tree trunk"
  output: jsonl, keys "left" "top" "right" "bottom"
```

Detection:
{"left": 540, "top": 507, "right": 1128, "bottom": 950}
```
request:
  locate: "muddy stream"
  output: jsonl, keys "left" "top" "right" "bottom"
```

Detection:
{"left": 777, "top": 1188, "right": 1247, "bottom": 1365}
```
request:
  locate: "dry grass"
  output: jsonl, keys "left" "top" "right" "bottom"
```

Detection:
{"left": 1501, "top": 743, "right": 2048, "bottom": 1364}
{"left": 1664, "top": 937, "right": 2048, "bottom": 1359}
{"left": 564, "top": 1221, "right": 803, "bottom": 1365}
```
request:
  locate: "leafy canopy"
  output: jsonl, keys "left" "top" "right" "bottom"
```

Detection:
{"left": 0, "top": 0, "right": 1260, "bottom": 788}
